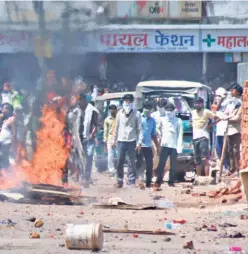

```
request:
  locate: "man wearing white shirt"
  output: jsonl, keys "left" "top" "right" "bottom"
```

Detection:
{"left": 154, "top": 102, "right": 183, "bottom": 188}
{"left": 151, "top": 98, "right": 167, "bottom": 141}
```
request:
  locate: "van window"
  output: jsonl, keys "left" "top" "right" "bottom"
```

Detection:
{"left": 168, "top": 97, "right": 190, "bottom": 114}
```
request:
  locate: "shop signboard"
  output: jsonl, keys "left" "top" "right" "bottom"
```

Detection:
{"left": 0, "top": 31, "right": 33, "bottom": 53}
{"left": 97, "top": 30, "right": 200, "bottom": 52}
{"left": 179, "top": 0, "right": 202, "bottom": 19}
{"left": 109, "top": 1, "right": 169, "bottom": 19}
{"left": 109, "top": 1, "right": 201, "bottom": 19}
{"left": 202, "top": 30, "right": 248, "bottom": 52}
{"left": 169, "top": 0, "right": 202, "bottom": 19}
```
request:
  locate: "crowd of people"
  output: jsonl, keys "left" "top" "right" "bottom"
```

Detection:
{"left": 0, "top": 71, "right": 103, "bottom": 175}
{"left": 0, "top": 71, "right": 243, "bottom": 190}
{"left": 102, "top": 83, "right": 243, "bottom": 190}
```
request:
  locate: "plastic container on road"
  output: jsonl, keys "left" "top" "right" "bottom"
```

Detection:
{"left": 65, "top": 223, "right": 104, "bottom": 250}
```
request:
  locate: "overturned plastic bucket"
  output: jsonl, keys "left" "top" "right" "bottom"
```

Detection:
{"left": 65, "top": 223, "right": 104, "bottom": 250}
{"left": 241, "top": 169, "right": 248, "bottom": 205}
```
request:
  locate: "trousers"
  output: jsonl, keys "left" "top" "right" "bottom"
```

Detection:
{"left": 215, "top": 135, "right": 229, "bottom": 168}
{"left": 81, "top": 139, "right": 95, "bottom": 181}
{"left": 116, "top": 141, "right": 136, "bottom": 185}
{"left": 107, "top": 143, "right": 117, "bottom": 173}
{"left": 136, "top": 147, "right": 153, "bottom": 185}
{"left": 228, "top": 133, "right": 241, "bottom": 173}
{"left": 0, "top": 143, "right": 11, "bottom": 169}
{"left": 156, "top": 146, "right": 177, "bottom": 185}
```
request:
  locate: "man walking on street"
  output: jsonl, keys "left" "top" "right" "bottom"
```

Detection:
{"left": 104, "top": 104, "right": 117, "bottom": 177}
{"left": 136, "top": 101, "right": 159, "bottom": 187}
{"left": 153, "top": 101, "right": 183, "bottom": 189}
{"left": 113, "top": 94, "right": 142, "bottom": 188}
{"left": 191, "top": 97, "right": 219, "bottom": 177}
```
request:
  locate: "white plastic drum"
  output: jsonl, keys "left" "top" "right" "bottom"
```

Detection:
{"left": 65, "top": 223, "right": 104, "bottom": 250}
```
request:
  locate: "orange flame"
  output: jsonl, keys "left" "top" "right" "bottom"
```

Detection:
{"left": 0, "top": 104, "right": 69, "bottom": 189}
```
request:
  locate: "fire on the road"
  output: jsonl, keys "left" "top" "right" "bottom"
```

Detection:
{"left": 0, "top": 105, "right": 69, "bottom": 189}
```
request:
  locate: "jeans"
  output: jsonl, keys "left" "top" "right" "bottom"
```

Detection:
{"left": 82, "top": 139, "right": 95, "bottom": 181}
{"left": 0, "top": 143, "right": 11, "bottom": 169}
{"left": 117, "top": 141, "right": 136, "bottom": 185}
{"left": 228, "top": 133, "right": 241, "bottom": 173}
{"left": 156, "top": 147, "right": 177, "bottom": 185}
{"left": 215, "top": 136, "right": 229, "bottom": 168}
{"left": 136, "top": 147, "right": 153, "bottom": 185}
{"left": 107, "top": 143, "right": 117, "bottom": 173}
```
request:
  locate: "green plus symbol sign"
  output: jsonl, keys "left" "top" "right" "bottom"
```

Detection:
{"left": 203, "top": 34, "right": 216, "bottom": 47}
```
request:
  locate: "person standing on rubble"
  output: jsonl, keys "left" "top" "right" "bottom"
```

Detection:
{"left": 191, "top": 97, "right": 220, "bottom": 177}
{"left": 113, "top": 94, "right": 142, "bottom": 188}
{"left": 136, "top": 101, "right": 159, "bottom": 188}
{"left": 103, "top": 104, "right": 117, "bottom": 177}
{"left": 153, "top": 101, "right": 183, "bottom": 190}
{"left": 223, "top": 84, "right": 242, "bottom": 175}
{"left": 0, "top": 103, "right": 16, "bottom": 170}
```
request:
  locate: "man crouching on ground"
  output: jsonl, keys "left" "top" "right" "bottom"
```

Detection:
{"left": 112, "top": 94, "right": 142, "bottom": 188}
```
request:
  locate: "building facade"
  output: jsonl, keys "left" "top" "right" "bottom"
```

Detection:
{"left": 0, "top": 1, "right": 248, "bottom": 89}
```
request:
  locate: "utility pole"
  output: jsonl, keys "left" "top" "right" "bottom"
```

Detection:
{"left": 61, "top": 2, "right": 71, "bottom": 78}
{"left": 33, "top": 0, "right": 48, "bottom": 91}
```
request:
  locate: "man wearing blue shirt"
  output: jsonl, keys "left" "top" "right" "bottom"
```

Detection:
{"left": 137, "top": 101, "right": 159, "bottom": 187}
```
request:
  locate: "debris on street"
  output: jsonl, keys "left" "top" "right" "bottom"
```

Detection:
{"left": 103, "top": 228, "right": 175, "bottom": 235}
{"left": 183, "top": 241, "right": 194, "bottom": 249}
{"left": 93, "top": 199, "right": 160, "bottom": 210}
{"left": 34, "top": 218, "right": 44, "bottom": 228}
{"left": 30, "top": 232, "right": 40, "bottom": 239}
{"left": 240, "top": 215, "right": 248, "bottom": 220}
{"left": 0, "top": 183, "right": 96, "bottom": 205}
{"left": 0, "top": 219, "right": 16, "bottom": 228}
{"left": 219, "top": 232, "right": 245, "bottom": 238}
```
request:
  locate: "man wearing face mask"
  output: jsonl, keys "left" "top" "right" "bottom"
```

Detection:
{"left": 153, "top": 101, "right": 183, "bottom": 189}
{"left": 151, "top": 98, "right": 167, "bottom": 141}
{"left": 113, "top": 94, "right": 142, "bottom": 188}
{"left": 191, "top": 97, "right": 219, "bottom": 177}
{"left": 136, "top": 101, "right": 159, "bottom": 187}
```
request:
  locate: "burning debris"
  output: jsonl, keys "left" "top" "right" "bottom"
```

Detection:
{"left": 0, "top": 182, "right": 96, "bottom": 205}
{"left": 0, "top": 104, "right": 68, "bottom": 190}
